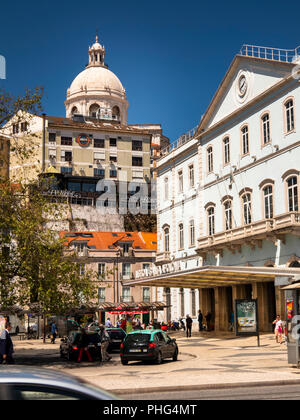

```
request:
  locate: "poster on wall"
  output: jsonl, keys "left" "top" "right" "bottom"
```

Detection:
{"left": 235, "top": 299, "right": 259, "bottom": 337}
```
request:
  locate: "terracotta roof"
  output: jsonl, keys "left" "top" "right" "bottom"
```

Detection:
{"left": 60, "top": 231, "right": 157, "bottom": 251}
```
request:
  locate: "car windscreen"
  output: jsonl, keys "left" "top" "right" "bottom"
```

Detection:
{"left": 73, "top": 333, "right": 100, "bottom": 344}
{"left": 125, "top": 334, "right": 150, "bottom": 345}
{"left": 108, "top": 331, "right": 126, "bottom": 339}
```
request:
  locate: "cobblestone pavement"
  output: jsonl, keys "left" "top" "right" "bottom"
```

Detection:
{"left": 10, "top": 331, "right": 300, "bottom": 393}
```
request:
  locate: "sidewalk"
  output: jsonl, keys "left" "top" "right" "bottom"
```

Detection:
{"left": 12, "top": 332, "right": 300, "bottom": 394}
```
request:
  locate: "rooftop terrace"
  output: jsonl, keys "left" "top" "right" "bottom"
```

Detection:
{"left": 240, "top": 44, "right": 300, "bottom": 63}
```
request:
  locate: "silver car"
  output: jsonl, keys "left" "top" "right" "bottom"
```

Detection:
{"left": 0, "top": 366, "right": 118, "bottom": 400}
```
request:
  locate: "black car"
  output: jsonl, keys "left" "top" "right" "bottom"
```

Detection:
{"left": 60, "top": 331, "right": 101, "bottom": 362}
{"left": 106, "top": 328, "right": 126, "bottom": 352}
{"left": 120, "top": 330, "right": 178, "bottom": 365}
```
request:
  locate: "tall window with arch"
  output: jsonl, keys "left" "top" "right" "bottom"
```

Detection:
{"left": 164, "top": 227, "right": 170, "bottom": 252}
{"left": 224, "top": 200, "right": 233, "bottom": 231}
{"left": 164, "top": 177, "right": 169, "bottom": 200}
{"left": 178, "top": 170, "right": 183, "bottom": 193}
{"left": 242, "top": 193, "right": 252, "bottom": 225}
{"left": 263, "top": 185, "right": 273, "bottom": 219}
{"left": 223, "top": 137, "right": 230, "bottom": 165}
{"left": 287, "top": 176, "right": 298, "bottom": 212}
{"left": 207, "top": 207, "right": 215, "bottom": 236}
{"left": 285, "top": 99, "right": 295, "bottom": 133}
{"left": 89, "top": 103, "right": 100, "bottom": 118}
{"left": 262, "top": 113, "right": 270, "bottom": 145}
{"left": 178, "top": 223, "right": 184, "bottom": 250}
{"left": 241, "top": 125, "right": 249, "bottom": 155}
{"left": 207, "top": 147, "right": 213, "bottom": 173}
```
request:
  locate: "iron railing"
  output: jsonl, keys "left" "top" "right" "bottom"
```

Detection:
{"left": 240, "top": 44, "right": 300, "bottom": 63}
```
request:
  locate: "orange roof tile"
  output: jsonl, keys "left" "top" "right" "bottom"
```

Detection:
{"left": 60, "top": 231, "right": 157, "bottom": 251}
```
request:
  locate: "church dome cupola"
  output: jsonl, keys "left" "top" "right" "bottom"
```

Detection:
{"left": 65, "top": 34, "right": 129, "bottom": 124}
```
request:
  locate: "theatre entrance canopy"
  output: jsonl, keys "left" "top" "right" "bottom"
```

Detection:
{"left": 123, "top": 265, "right": 300, "bottom": 289}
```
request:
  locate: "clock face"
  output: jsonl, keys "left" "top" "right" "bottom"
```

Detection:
{"left": 238, "top": 75, "right": 248, "bottom": 97}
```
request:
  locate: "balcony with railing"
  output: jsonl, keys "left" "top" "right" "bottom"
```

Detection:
{"left": 240, "top": 44, "right": 300, "bottom": 63}
{"left": 155, "top": 251, "right": 171, "bottom": 265}
{"left": 197, "top": 212, "right": 300, "bottom": 256}
{"left": 160, "top": 126, "right": 198, "bottom": 158}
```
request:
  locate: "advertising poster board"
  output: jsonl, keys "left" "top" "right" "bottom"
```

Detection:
{"left": 235, "top": 299, "right": 259, "bottom": 345}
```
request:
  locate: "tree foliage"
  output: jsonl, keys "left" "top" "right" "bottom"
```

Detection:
{"left": 0, "top": 88, "right": 96, "bottom": 315}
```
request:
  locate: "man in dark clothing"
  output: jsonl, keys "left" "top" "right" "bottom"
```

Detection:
{"left": 0, "top": 322, "right": 14, "bottom": 364}
{"left": 198, "top": 310, "right": 203, "bottom": 331}
{"left": 186, "top": 315, "right": 193, "bottom": 338}
{"left": 205, "top": 312, "right": 212, "bottom": 331}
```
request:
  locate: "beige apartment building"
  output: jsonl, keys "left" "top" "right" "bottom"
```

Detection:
{"left": 0, "top": 135, "right": 9, "bottom": 179}
{"left": 61, "top": 231, "right": 157, "bottom": 324}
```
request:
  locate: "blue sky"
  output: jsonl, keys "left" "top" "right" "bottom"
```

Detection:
{"left": 0, "top": 0, "right": 299, "bottom": 142}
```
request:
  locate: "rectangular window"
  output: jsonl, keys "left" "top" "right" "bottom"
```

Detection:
{"left": 98, "top": 288, "right": 106, "bottom": 303}
{"left": 122, "top": 287, "right": 131, "bottom": 302}
{"left": 20, "top": 122, "right": 28, "bottom": 132}
{"left": 13, "top": 124, "right": 19, "bottom": 134}
{"left": 132, "top": 140, "right": 143, "bottom": 151}
{"left": 61, "top": 150, "right": 72, "bottom": 162}
{"left": 48, "top": 149, "right": 56, "bottom": 161}
{"left": 285, "top": 100, "right": 295, "bottom": 133}
{"left": 94, "top": 168, "right": 105, "bottom": 177}
{"left": 189, "top": 220, "right": 195, "bottom": 246}
{"left": 109, "top": 155, "right": 117, "bottom": 162}
{"left": 98, "top": 263, "right": 106, "bottom": 278}
{"left": 110, "top": 169, "right": 117, "bottom": 178}
{"left": 132, "top": 156, "right": 143, "bottom": 167}
{"left": 264, "top": 186, "right": 273, "bottom": 219}
{"left": 61, "top": 137, "right": 72, "bottom": 146}
{"left": 94, "top": 139, "right": 105, "bottom": 148}
{"left": 143, "top": 287, "right": 150, "bottom": 302}
{"left": 262, "top": 115, "right": 270, "bottom": 144}
{"left": 208, "top": 208, "right": 215, "bottom": 236}
{"left": 223, "top": 138, "right": 230, "bottom": 164}
{"left": 49, "top": 133, "right": 56, "bottom": 143}
{"left": 109, "top": 138, "right": 117, "bottom": 147}
{"left": 61, "top": 167, "right": 72, "bottom": 174}
{"left": 164, "top": 177, "right": 169, "bottom": 200}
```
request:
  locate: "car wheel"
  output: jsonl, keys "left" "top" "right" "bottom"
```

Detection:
{"left": 172, "top": 349, "right": 178, "bottom": 361}
{"left": 156, "top": 351, "right": 163, "bottom": 364}
{"left": 121, "top": 359, "right": 128, "bottom": 365}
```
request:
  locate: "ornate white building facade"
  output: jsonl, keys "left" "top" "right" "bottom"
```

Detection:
{"left": 128, "top": 45, "right": 300, "bottom": 332}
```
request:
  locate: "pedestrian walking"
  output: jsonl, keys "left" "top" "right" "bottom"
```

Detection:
{"left": 186, "top": 315, "right": 193, "bottom": 338}
{"left": 77, "top": 328, "right": 93, "bottom": 363}
{"left": 198, "top": 310, "right": 203, "bottom": 331}
{"left": 51, "top": 320, "right": 58, "bottom": 344}
{"left": 99, "top": 325, "right": 111, "bottom": 362}
{"left": 273, "top": 315, "right": 284, "bottom": 344}
{"left": 179, "top": 317, "right": 185, "bottom": 331}
{"left": 0, "top": 322, "right": 15, "bottom": 364}
{"left": 105, "top": 318, "right": 113, "bottom": 328}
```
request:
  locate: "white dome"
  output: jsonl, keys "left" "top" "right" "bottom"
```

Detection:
{"left": 68, "top": 66, "right": 125, "bottom": 99}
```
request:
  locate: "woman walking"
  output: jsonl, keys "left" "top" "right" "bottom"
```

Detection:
{"left": 273, "top": 315, "right": 284, "bottom": 344}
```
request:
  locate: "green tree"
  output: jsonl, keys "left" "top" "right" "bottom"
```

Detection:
{"left": 0, "top": 88, "right": 96, "bottom": 317}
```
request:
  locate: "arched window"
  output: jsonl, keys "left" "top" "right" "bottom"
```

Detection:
{"left": 241, "top": 125, "right": 249, "bottom": 155}
{"left": 178, "top": 223, "right": 184, "bottom": 250}
{"left": 263, "top": 185, "right": 273, "bottom": 219}
{"left": 223, "top": 137, "right": 230, "bottom": 165}
{"left": 89, "top": 104, "right": 100, "bottom": 118}
{"left": 285, "top": 99, "right": 295, "bottom": 133}
{"left": 224, "top": 200, "right": 232, "bottom": 230}
{"left": 287, "top": 176, "right": 298, "bottom": 212}
{"left": 189, "top": 219, "right": 195, "bottom": 246}
{"left": 178, "top": 170, "right": 183, "bottom": 193}
{"left": 207, "top": 207, "right": 215, "bottom": 236}
{"left": 242, "top": 193, "right": 252, "bottom": 225}
{"left": 71, "top": 106, "right": 78, "bottom": 116}
{"left": 261, "top": 113, "right": 270, "bottom": 145}
{"left": 112, "top": 106, "right": 120, "bottom": 120}
{"left": 164, "top": 227, "right": 170, "bottom": 252}
{"left": 207, "top": 146, "right": 213, "bottom": 173}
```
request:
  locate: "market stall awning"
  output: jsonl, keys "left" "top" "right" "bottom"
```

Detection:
{"left": 123, "top": 265, "right": 300, "bottom": 289}
{"left": 97, "top": 301, "right": 169, "bottom": 312}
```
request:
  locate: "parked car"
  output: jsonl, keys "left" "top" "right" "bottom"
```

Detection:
{"left": 0, "top": 366, "right": 118, "bottom": 400}
{"left": 85, "top": 322, "right": 100, "bottom": 332}
{"left": 60, "top": 331, "right": 101, "bottom": 361}
{"left": 106, "top": 328, "right": 126, "bottom": 352}
{"left": 120, "top": 329, "right": 178, "bottom": 365}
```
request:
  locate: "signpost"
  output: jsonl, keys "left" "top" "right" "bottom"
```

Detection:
{"left": 235, "top": 299, "right": 260, "bottom": 347}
